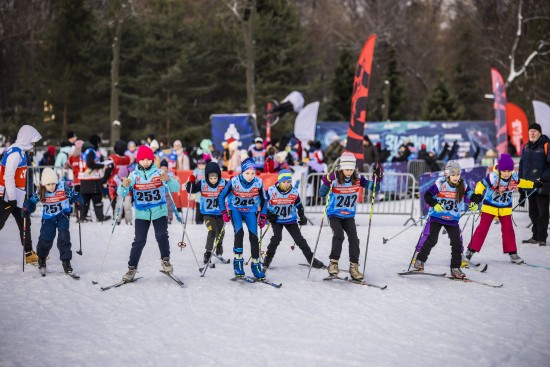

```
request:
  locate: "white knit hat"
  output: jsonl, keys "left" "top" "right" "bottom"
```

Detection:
{"left": 338, "top": 152, "right": 357, "bottom": 170}
{"left": 41, "top": 167, "right": 58, "bottom": 186}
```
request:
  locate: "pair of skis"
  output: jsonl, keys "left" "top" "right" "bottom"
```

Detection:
{"left": 99, "top": 270, "right": 184, "bottom": 291}
{"left": 398, "top": 270, "right": 503, "bottom": 288}
{"left": 199, "top": 254, "right": 231, "bottom": 272}
{"left": 230, "top": 275, "right": 282, "bottom": 288}
{"left": 39, "top": 267, "right": 80, "bottom": 280}
{"left": 322, "top": 275, "right": 388, "bottom": 290}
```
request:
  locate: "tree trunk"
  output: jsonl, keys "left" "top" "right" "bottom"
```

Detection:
{"left": 110, "top": 19, "right": 122, "bottom": 146}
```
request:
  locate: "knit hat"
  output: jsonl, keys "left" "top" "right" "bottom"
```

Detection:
{"left": 444, "top": 160, "right": 461, "bottom": 176}
{"left": 136, "top": 145, "right": 155, "bottom": 163}
{"left": 160, "top": 159, "right": 168, "bottom": 168}
{"left": 67, "top": 131, "right": 77, "bottom": 140}
{"left": 255, "top": 137, "right": 264, "bottom": 143}
{"left": 197, "top": 158, "right": 206, "bottom": 166}
{"left": 277, "top": 169, "right": 293, "bottom": 183}
{"left": 529, "top": 123, "right": 542, "bottom": 134}
{"left": 497, "top": 153, "right": 514, "bottom": 171}
{"left": 338, "top": 152, "right": 357, "bottom": 170}
{"left": 241, "top": 157, "right": 255, "bottom": 172}
{"left": 149, "top": 139, "right": 159, "bottom": 150}
{"left": 89, "top": 135, "right": 101, "bottom": 150}
{"left": 41, "top": 167, "right": 58, "bottom": 186}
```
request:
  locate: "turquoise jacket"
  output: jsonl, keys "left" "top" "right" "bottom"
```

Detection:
{"left": 117, "top": 164, "right": 180, "bottom": 221}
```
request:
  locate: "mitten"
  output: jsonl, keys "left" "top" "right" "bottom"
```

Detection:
{"left": 258, "top": 214, "right": 267, "bottom": 229}
{"left": 433, "top": 203, "right": 444, "bottom": 212}
{"left": 222, "top": 210, "right": 231, "bottom": 223}
{"left": 266, "top": 211, "right": 278, "bottom": 223}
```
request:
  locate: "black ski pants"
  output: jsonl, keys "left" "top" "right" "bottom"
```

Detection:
{"left": 528, "top": 192, "right": 549, "bottom": 243}
{"left": 265, "top": 222, "right": 314, "bottom": 263}
{"left": 128, "top": 217, "right": 170, "bottom": 268}
{"left": 329, "top": 216, "right": 360, "bottom": 264}
{"left": 0, "top": 199, "right": 33, "bottom": 252}
{"left": 204, "top": 215, "right": 225, "bottom": 253}
{"left": 417, "top": 221, "right": 462, "bottom": 268}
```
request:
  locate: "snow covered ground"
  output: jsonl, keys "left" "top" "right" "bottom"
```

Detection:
{"left": 1, "top": 207, "right": 549, "bottom": 367}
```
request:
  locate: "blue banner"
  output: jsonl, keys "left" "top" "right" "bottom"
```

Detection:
{"left": 418, "top": 166, "right": 488, "bottom": 216}
{"left": 210, "top": 114, "right": 256, "bottom": 151}
{"left": 316, "top": 121, "right": 496, "bottom": 161}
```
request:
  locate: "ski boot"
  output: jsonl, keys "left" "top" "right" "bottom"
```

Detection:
{"left": 522, "top": 238, "right": 539, "bottom": 245}
{"left": 62, "top": 260, "right": 73, "bottom": 274}
{"left": 122, "top": 266, "right": 137, "bottom": 282}
{"left": 233, "top": 248, "right": 245, "bottom": 277}
{"left": 509, "top": 253, "right": 524, "bottom": 264}
{"left": 462, "top": 249, "right": 475, "bottom": 267}
{"left": 262, "top": 254, "right": 273, "bottom": 273}
{"left": 161, "top": 257, "right": 173, "bottom": 273}
{"left": 328, "top": 259, "right": 339, "bottom": 276}
{"left": 38, "top": 257, "right": 47, "bottom": 270}
{"left": 94, "top": 203, "right": 111, "bottom": 222}
{"left": 203, "top": 251, "right": 212, "bottom": 265}
{"left": 413, "top": 259, "right": 424, "bottom": 271}
{"left": 349, "top": 262, "right": 364, "bottom": 281}
{"left": 25, "top": 250, "right": 38, "bottom": 264}
{"left": 310, "top": 258, "right": 325, "bottom": 269}
{"left": 215, "top": 245, "right": 223, "bottom": 256}
{"left": 251, "top": 258, "right": 266, "bottom": 280}
{"left": 450, "top": 267, "right": 466, "bottom": 279}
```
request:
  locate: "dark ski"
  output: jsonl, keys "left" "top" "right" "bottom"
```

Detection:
{"left": 100, "top": 277, "right": 143, "bottom": 291}
{"left": 463, "top": 263, "right": 488, "bottom": 272}
{"left": 398, "top": 270, "right": 447, "bottom": 277}
{"left": 446, "top": 277, "right": 503, "bottom": 288}
{"left": 348, "top": 278, "right": 388, "bottom": 290}
{"left": 300, "top": 264, "right": 350, "bottom": 273}
{"left": 213, "top": 254, "right": 230, "bottom": 264}
{"left": 159, "top": 270, "right": 184, "bottom": 286}
{"left": 493, "top": 260, "right": 550, "bottom": 270}
{"left": 251, "top": 276, "right": 282, "bottom": 288}
{"left": 198, "top": 263, "right": 215, "bottom": 272}
{"left": 231, "top": 276, "right": 256, "bottom": 284}
{"left": 323, "top": 275, "right": 349, "bottom": 282}
{"left": 65, "top": 272, "right": 80, "bottom": 280}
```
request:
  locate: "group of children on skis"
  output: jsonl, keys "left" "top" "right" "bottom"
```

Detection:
{"left": 23, "top": 143, "right": 538, "bottom": 283}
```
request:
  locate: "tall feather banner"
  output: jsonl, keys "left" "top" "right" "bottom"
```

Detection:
{"left": 345, "top": 34, "right": 376, "bottom": 169}
{"left": 491, "top": 68, "right": 508, "bottom": 156}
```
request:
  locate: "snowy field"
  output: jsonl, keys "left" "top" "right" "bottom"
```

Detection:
{"left": 1, "top": 206, "right": 549, "bottom": 367}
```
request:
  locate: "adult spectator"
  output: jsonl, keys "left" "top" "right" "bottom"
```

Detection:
{"left": 173, "top": 140, "right": 190, "bottom": 170}
{"left": 0, "top": 125, "right": 42, "bottom": 263}
{"left": 67, "top": 131, "right": 78, "bottom": 145}
{"left": 418, "top": 144, "right": 440, "bottom": 172}
{"left": 39, "top": 145, "right": 56, "bottom": 166}
{"left": 363, "top": 135, "right": 379, "bottom": 165}
{"left": 326, "top": 136, "right": 345, "bottom": 166}
{"left": 519, "top": 123, "right": 550, "bottom": 246}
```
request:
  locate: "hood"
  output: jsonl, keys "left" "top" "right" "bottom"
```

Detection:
{"left": 200, "top": 139, "right": 213, "bottom": 153}
{"left": 60, "top": 145, "right": 72, "bottom": 154}
{"left": 82, "top": 141, "right": 95, "bottom": 151}
{"left": 205, "top": 161, "right": 221, "bottom": 178}
{"left": 89, "top": 135, "right": 101, "bottom": 150}
{"left": 15, "top": 125, "right": 42, "bottom": 151}
{"left": 47, "top": 145, "right": 56, "bottom": 155}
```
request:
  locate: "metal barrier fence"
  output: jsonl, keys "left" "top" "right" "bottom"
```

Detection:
{"left": 300, "top": 172, "right": 416, "bottom": 223}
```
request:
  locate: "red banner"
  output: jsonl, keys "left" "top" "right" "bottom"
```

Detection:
{"left": 506, "top": 102, "right": 528, "bottom": 156}
{"left": 491, "top": 68, "right": 507, "bottom": 156}
{"left": 345, "top": 34, "right": 376, "bottom": 168}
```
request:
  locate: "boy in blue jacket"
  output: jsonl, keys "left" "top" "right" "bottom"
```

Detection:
{"left": 23, "top": 167, "right": 84, "bottom": 275}
{"left": 118, "top": 145, "right": 180, "bottom": 282}
{"left": 218, "top": 158, "right": 267, "bottom": 279}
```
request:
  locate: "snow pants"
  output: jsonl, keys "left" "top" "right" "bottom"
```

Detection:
{"left": 231, "top": 210, "right": 260, "bottom": 259}
{"left": 416, "top": 217, "right": 463, "bottom": 253}
{"left": 468, "top": 212, "right": 516, "bottom": 253}
{"left": 128, "top": 217, "right": 170, "bottom": 267}
{"left": 329, "top": 216, "right": 360, "bottom": 264}
{"left": 265, "top": 222, "right": 314, "bottom": 262}
{"left": 528, "top": 192, "right": 549, "bottom": 243}
{"left": 204, "top": 215, "right": 225, "bottom": 253}
{"left": 416, "top": 221, "right": 462, "bottom": 268}
{"left": 0, "top": 199, "right": 33, "bottom": 252}
{"left": 36, "top": 214, "right": 72, "bottom": 261}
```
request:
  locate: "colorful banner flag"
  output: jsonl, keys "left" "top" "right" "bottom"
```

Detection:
{"left": 345, "top": 34, "right": 376, "bottom": 167}
{"left": 294, "top": 102, "right": 319, "bottom": 147}
{"left": 506, "top": 102, "right": 528, "bottom": 156}
{"left": 533, "top": 100, "right": 550, "bottom": 136}
{"left": 491, "top": 68, "right": 507, "bottom": 156}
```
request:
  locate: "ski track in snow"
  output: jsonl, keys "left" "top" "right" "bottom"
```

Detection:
{"left": 1, "top": 208, "right": 549, "bottom": 367}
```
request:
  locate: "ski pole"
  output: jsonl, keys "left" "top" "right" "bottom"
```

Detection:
{"left": 407, "top": 218, "right": 430, "bottom": 271}
{"left": 178, "top": 191, "right": 192, "bottom": 251}
{"left": 382, "top": 215, "right": 427, "bottom": 244}
{"left": 245, "top": 223, "right": 271, "bottom": 265}
{"left": 512, "top": 188, "right": 536, "bottom": 212}
{"left": 92, "top": 205, "right": 121, "bottom": 285}
{"left": 200, "top": 224, "right": 226, "bottom": 277}
{"left": 22, "top": 216, "right": 26, "bottom": 272}
{"left": 362, "top": 175, "right": 379, "bottom": 274}
{"left": 76, "top": 208, "right": 83, "bottom": 256}
{"left": 307, "top": 185, "right": 332, "bottom": 279}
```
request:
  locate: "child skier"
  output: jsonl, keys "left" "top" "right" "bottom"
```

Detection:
{"left": 414, "top": 161, "right": 481, "bottom": 278}
{"left": 193, "top": 159, "right": 206, "bottom": 225}
{"left": 23, "top": 167, "right": 84, "bottom": 275}
{"left": 118, "top": 145, "right": 181, "bottom": 282}
{"left": 465, "top": 154, "right": 535, "bottom": 264}
{"left": 218, "top": 158, "right": 267, "bottom": 279}
{"left": 318, "top": 152, "right": 382, "bottom": 281}
{"left": 185, "top": 161, "right": 227, "bottom": 264}
{"left": 263, "top": 169, "right": 325, "bottom": 271}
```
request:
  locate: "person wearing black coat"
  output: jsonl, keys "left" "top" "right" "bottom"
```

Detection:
{"left": 518, "top": 123, "right": 550, "bottom": 246}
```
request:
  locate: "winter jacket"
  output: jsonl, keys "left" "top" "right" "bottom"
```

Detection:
{"left": 117, "top": 164, "right": 180, "bottom": 221}
{"left": 55, "top": 146, "right": 71, "bottom": 168}
{"left": 519, "top": 135, "right": 550, "bottom": 195}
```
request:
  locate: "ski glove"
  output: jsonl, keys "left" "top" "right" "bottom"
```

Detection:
{"left": 433, "top": 203, "right": 444, "bottom": 212}
{"left": 518, "top": 190, "right": 526, "bottom": 207}
{"left": 21, "top": 207, "right": 31, "bottom": 219}
{"left": 373, "top": 163, "right": 383, "bottom": 183}
{"left": 298, "top": 215, "right": 307, "bottom": 226}
{"left": 222, "top": 210, "right": 231, "bottom": 223}
{"left": 23, "top": 201, "right": 35, "bottom": 215}
{"left": 468, "top": 202, "right": 478, "bottom": 212}
{"left": 534, "top": 179, "right": 544, "bottom": 189}
{"left": 266, "top": 211, "right": 278, "bottom": 223}
{"left": 322, "top": 171, "right": 337, "bottom": 186}
{"left": 74, "top": 197, "right": 84, "bottom": 208}
{"left": 470, "top": 193, "right": 483, "bottom": 204}
{"left": 258, "top": 214, "right": 267, "bottom": 229}
{"left": 189, "top": 175, "right": 196, "bottom": 184}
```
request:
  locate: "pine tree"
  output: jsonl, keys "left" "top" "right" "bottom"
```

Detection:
{"left": 422, "top": 79, "right": 464, "bottom": 121}
{"left": 326, "top": 47, "right": 355, "bottom": 121}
